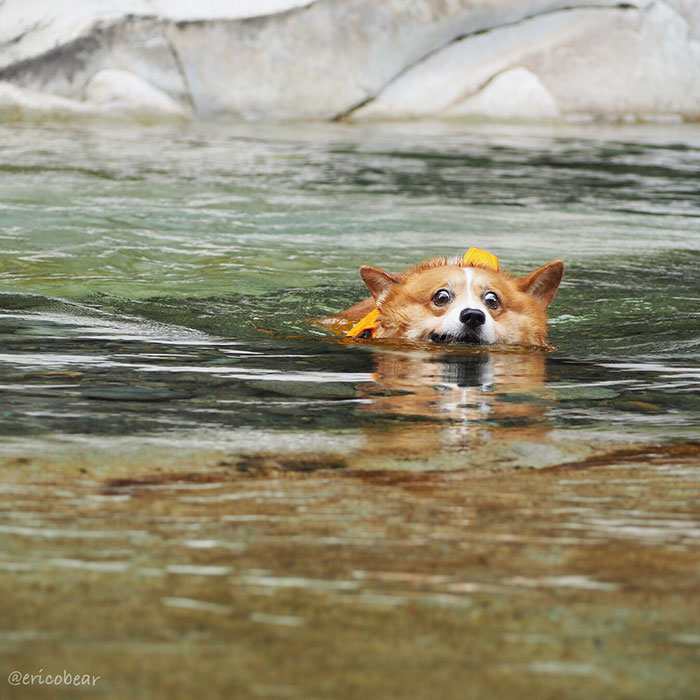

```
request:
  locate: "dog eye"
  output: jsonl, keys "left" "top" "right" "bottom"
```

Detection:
{"left": 432, "top": 289, "right": 452, "bottom": 306}
{"left": 483, "top": 291, "right": 500, "bottom": 309}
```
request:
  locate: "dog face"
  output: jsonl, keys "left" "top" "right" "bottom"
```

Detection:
{"left": 359, "top": 257, "right": 564, "bottom": 347}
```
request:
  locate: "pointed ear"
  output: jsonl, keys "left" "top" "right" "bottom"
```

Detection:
{"left": 360, "top": 265, "right": 400, "bottom": 303}
{"left": 517, "top": 260, "right": 564, "bottom": 309}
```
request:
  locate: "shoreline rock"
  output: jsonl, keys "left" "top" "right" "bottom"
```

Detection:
{"left": 0, "top": 0, "right": 698, "bottom": 123}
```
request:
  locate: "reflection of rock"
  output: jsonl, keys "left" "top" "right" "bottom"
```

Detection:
{"left": 0, "top": 0, "right": 699, "bottom": 122}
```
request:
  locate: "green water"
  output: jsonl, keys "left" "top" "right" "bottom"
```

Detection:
{"left": 2, "top": 122, "right": 699, "bottom": 444}
{"left": 0, "top": 121, "right": 699, "bottom": 699}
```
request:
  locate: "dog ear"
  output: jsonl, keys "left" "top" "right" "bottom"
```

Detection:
{"left": 360, "top": 266, "right": 400, "bottom": 303}
{"left": 517, "top": 260, "right": 564, "bottom": 309}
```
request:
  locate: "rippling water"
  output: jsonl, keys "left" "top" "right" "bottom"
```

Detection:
{"left": 1, "top": 121, "right": 699, "bottom": 699}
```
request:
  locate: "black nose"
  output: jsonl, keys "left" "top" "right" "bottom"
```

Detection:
{"left": 459, "top": 308, "right": 486, "bottom": 330}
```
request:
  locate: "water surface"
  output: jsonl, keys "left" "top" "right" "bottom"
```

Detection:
{"left": 0, "top": 121, "right": 698, "bottom": 699}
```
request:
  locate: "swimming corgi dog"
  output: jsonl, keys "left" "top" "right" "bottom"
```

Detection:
{"left": 338, "top": 248, "right": 563, "bottom": 348}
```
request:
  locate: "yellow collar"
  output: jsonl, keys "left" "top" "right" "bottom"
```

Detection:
{"left": 345, "top": 247, "right": 498, "bottom": 338}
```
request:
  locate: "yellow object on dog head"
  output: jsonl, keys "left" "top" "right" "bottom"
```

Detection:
{"left": 462, "top": 247, "right": 499, "bottom": 271}
{"left": 345, "top": 248, "right": 499, "bottom": 339}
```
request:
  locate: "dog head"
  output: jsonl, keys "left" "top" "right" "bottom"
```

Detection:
{"left": 359, "top": 256, "right": 564, "bottom": 347}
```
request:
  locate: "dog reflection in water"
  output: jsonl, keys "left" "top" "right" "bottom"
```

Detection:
{"left": 322, "top": 248, "right": 562, "bottom": 460}
{"left": 356, "top": 348, "right": 549, "bottom": 460}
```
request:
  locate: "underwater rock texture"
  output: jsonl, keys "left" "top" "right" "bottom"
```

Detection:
{"left": 0, "top": 0, "right": 699, "bottom": 122}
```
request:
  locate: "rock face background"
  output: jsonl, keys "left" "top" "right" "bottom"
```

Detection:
{"left": 1, "top": 0, "right": 699, "bottom": 122}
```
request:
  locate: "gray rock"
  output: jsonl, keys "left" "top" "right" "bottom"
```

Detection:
{"left": 0, "top": 0, "right": 698, "bottom": 122}
{"left": 247, "top": 380, "right": 357, "bottom": 400}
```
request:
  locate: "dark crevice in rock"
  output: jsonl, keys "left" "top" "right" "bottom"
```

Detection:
{"left": 163, "top": 28, "right": 195, "bottom": 111}
{"left": 172, "top": 0, "right": 317, "bottom": 31}
{"left": 332, "top": 95, "right": 374, "bottom": 122}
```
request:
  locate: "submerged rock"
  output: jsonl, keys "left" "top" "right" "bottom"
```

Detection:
{"left": 0, "top": 0, "right": 698, "bottom": 122}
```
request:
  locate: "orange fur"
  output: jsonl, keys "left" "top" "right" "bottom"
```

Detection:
{"left": 340, "top": 255, "right": 564, "bottom": 348}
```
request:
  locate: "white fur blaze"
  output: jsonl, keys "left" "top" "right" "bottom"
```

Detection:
{"left": 437, "top": 268, "right": 496, "bottom": 343}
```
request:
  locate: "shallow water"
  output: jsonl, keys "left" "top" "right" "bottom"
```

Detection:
{"left": 0, "top": 121, "right": 699, "bottom": 699}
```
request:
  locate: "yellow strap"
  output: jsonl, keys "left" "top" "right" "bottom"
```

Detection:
{"left": 345, "top": 307, "right": 380, "bottom": 338}
{"left": 462, "top": 247, "right": 498, "bottom": 271}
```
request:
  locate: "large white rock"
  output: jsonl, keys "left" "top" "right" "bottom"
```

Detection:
{"left": 0, "top": 0, "right": 698, "bottom": 122}
{"left": 352, "top": 8, "right": 587, "bottom": 120}
{"left": 0, "top": 0, "right": 314, "bottom": 69}
{"left": 0, "top": 81, "right": 93, "bottom": 120}
{"left": 353, "top": 3, "right": 700, "bottom": 121}
{"left": 165, "top": 0, "right": 616, "bottom": 120}
{"left": 0, "top": 70, "right": 189, "bottom": 121}
{"left": 449, "top": 67, "right": 560, "bottom": 120}
{"left": 527, "top": 2, "right": 700, "bottom": 119}
{"left": 84, "top": 69, "right": 190, "bottom": 118}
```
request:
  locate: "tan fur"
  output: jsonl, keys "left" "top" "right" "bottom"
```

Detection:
{"left": 343, "top": 255, "right": 564, "bottom": 348}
